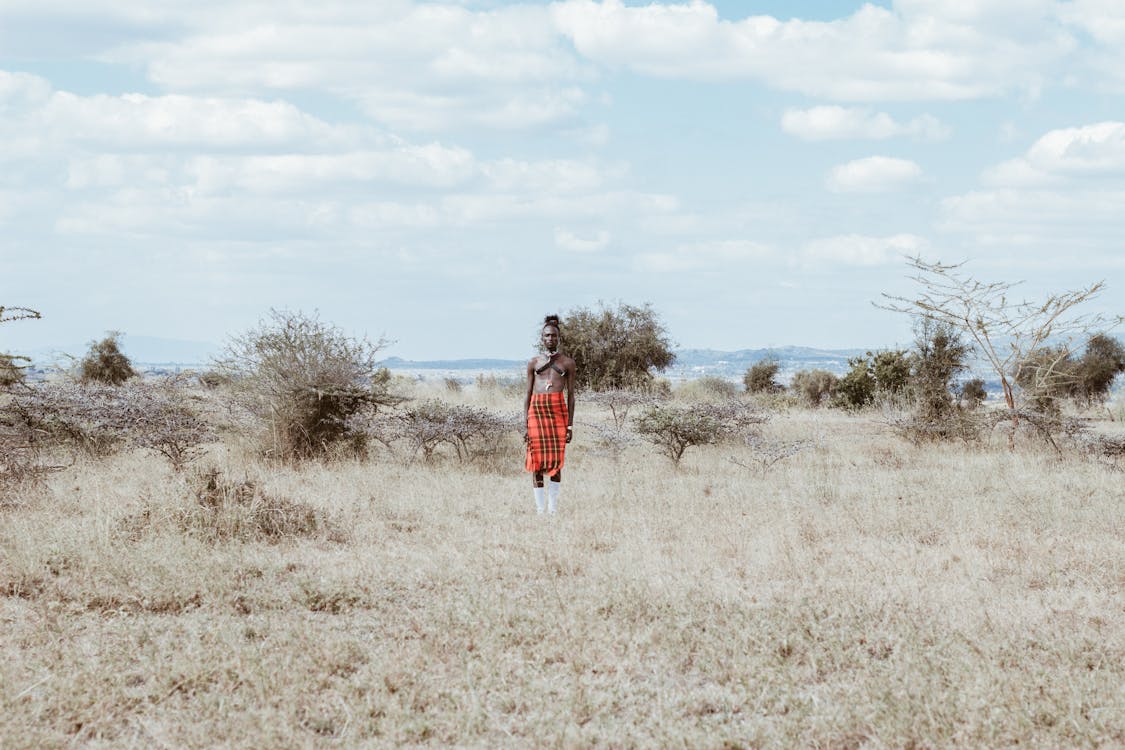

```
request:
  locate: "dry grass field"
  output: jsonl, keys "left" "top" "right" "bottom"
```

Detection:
{"left": 2, "top": 382, "right": 1123, "bottom": 748}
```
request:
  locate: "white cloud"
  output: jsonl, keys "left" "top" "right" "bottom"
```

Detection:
{"left": 802, "top": 233, "right": 927, "bottom": 266}
{"left": 781, "top": 106, "right": 949, "bottom": 141}
{"left": 554, "top": 227, "right": 610, "bottom": 253}
{"left": 551, "top": 0, "right": 1073, "bottom": 101}
{"left": 634, "top": 240, "right": 772, "bottom": 273}
{"left": 826, "top": 156, "right": 923, "bottom": 193}
{"left": 982, "top": 121, "right": 1125, "bottom": 187}
{"left": 99, "top": 3, "right": 592, "bottom": 132}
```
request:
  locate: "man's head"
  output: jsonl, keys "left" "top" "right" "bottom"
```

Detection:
{"left": 542, "top": 314, "right": 561, "bottom": 352}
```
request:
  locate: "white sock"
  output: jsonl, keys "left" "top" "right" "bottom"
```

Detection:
{"left": 533, "top": 486, "right": 546, "bottom": 514}
{"left": 547, "top": 481, "right": 561, "bottom": 514}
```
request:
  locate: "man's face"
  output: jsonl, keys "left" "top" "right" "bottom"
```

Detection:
{"left": 542, "top": 326, "right": 559, "bottom": 352}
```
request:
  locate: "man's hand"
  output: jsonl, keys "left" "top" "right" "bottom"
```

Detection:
{"left": 566, "top": 426, "right": 573, "bottom": 444}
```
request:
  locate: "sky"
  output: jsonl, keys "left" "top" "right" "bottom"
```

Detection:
{"left": 2, "top": 0, "right": 1125, "bottom": 361}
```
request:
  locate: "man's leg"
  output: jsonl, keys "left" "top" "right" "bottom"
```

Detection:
{"left": 547, "top": 470, "right": 561, "bottom": 514}
{"left": 533, "top": 472, "right": 546, "bottom": 514}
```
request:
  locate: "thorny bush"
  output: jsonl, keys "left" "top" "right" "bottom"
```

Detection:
{"left": 634, "top": 400, "right": 766, "bottom": 465}
{"left": 370, "top": 399, "right": 520, "bottom": 463}
{"left": 3, "top": 378, "right": 215, "bottom": 470}
{"left": 213, "top": 310, "right": 403, "bottom": 461}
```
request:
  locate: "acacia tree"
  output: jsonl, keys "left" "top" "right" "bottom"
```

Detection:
{"left": 559, "top": 302, "right": 675, "bottom": 391}
{"left": 881, "top": 257, "right": 1122, "bottom": 431}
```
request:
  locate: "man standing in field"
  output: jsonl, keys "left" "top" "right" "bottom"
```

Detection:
{"left": 524, "top": 314, "right": 576, "bottom": 514}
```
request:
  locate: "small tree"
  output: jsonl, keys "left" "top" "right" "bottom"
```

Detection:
{"left": 790, "top": 369, "right": 837, "bottom": 407}
{"left": 833, "top": 356, "right": 877, "bottom": 410}
{"left": 743, "top": 360, "right": 783, "bottom": 394}
{"left": 634, "top": 401, "right": 764, "bottom": 465}
{"left": 1073, "top": 333, "right": 1125, "bottom": 405}
{"left": 214, "top": 310, "right": 402, "bottom": 461}
{"left": 560, "top": 302, "right": 675, "bottom": 391}
{"left": 911, "top": 318, "right": 970, "bottom": 423}
{"left": 881, "top": 258, "right": 1122, "bottom": 436}
{"left": 959, "top": 378, "right": 988, "bottom": 408}
{"left": 79, "top": 332, "right": 137, "bottom": 385}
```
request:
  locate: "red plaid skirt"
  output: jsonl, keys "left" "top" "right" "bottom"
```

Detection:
{"left": 525, "top": 391, "right": 568, "bottom": 474}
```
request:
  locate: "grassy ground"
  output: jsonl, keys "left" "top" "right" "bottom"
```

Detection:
{"left": 1, "top": 388, "right": 1123, "bottom": 748}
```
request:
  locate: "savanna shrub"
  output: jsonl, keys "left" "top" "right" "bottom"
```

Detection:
{"left": 634, "top": 401, "right": 765, "bottom": 465}
{"left": 559, "top": 302, "right": 675, "bottom": 391}
{"left": 743, "top": 360, "right": 782, "bottom": 394}
{"left": 78, "top": 332, "right": 137, "bottom": 385}
{"left": 911, "top": 319, "right": 970, "bottom": 423}
{"left": 833, "top": 350, "right": 911, "bottom": 410}
{"left": 790, "top": 369, "right": 837, "bottom": 407}
{"left": 214, "top": 310, "right": 402, "bottom": 461}
{"left": 833, "top": 356, "right": 877, "bottom": 410}
{"left": 1072, "top": 333, "right": 1125, "bottom": 405}
{"left": 4, "top": 379, "right": 215, "bottom": 468}
{"left": 960, "top": 378, "right": 988, "bottom": 408}
{"left": 380, "top": 399, "right": 518, "bottom": 463}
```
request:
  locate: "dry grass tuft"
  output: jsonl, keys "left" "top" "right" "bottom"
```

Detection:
{"left": 176, "top": 468, "right": 346, "bottom": 543}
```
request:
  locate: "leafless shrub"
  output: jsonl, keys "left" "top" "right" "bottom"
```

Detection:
{"left": 731, "top": 435, "right": 815, "bottom": 474}
{"left": 213, "top": 310, "right": 403, "bottom": 461}
{"left": 443, "top": 377, "right": 463, "bottom": 393}
{"left": 3, "top": 379, "right": 215, "bottom": 469}
{"left": 381, "top": 399, "right": 520, "bottom": 463}
{"left": 582, "top": 421, "right": 640, "bottom": 460}
{"left": 583, "top": 389, "right": 658, "bottom": 428}
{"left": 178, "top": 468, "right": 344, "bottom": 543}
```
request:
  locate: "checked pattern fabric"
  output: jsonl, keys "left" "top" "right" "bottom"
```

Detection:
{"left": 525, "top": 391, "right": 568, "bottom": 475}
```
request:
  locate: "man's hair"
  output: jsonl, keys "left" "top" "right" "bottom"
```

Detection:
{"left": 543, "top": 314, "right": 561, "bottom": 330}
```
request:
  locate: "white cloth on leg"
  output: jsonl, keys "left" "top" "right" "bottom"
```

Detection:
{"left": 533, "top": 486, "right": 546, "bottom": 514}
{"left": 547, "top": 480, "right": 560, "bottom": 514}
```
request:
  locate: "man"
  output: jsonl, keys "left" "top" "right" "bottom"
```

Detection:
{"left": 524, "top": 314, "right": 576, "bottom": 514}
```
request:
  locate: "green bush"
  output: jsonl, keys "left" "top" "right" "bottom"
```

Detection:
{"left": 743, "top": 360, "right": 782, "bottom": 394}
{"left": 214, "top": 310, "right": 402, "bottom": 461}
{"left": 1073, "top": 333, "right": 1125, "bottom": 405}
{"left": 78, "top": 332, "right": 136, "bottom": 386}
{"left": 911, "top": 319, "right": 970, "bottom": 423}
{"left": 559, "top": 302, "right": 675, "bottom": 391}
{"left": 960, "top": 378, "right": 987, "bottom": 408}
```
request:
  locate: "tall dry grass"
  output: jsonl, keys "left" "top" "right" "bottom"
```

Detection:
{"left": 1, "top": 381, "right": 1122, "bottom": 747}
